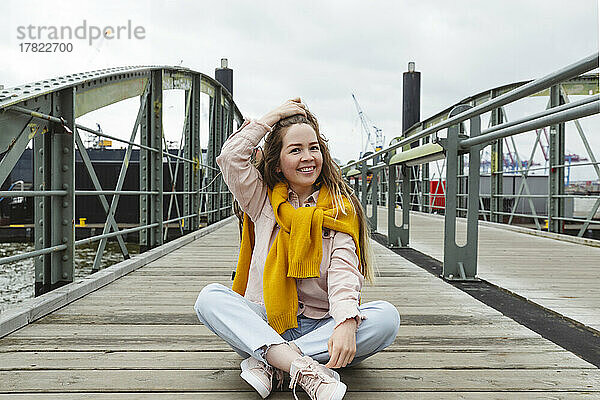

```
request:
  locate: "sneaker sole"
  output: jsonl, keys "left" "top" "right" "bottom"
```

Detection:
{"left": 330, "top": 369, "right": 340, "bottom": 381}
{"left": 240, "top": 359, "right": 270, "bottom": 399}
{"left": 328, "top": 381, "right": 347, "bottom": 400}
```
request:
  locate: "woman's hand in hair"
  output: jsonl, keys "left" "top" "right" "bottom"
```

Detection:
{"left": 258, "top": 98, "right": 307, "bottom": 127}
{"left": 325, "top": 318, "right": 357, "bottom": 368}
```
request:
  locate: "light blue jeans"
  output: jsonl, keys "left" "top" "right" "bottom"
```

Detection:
{"left": 194, "top": 283, "right": 400, "bottom": 366}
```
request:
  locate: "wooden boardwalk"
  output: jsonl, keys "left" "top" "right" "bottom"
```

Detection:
{"left": 1, "top": 219, "right": 599, "bottom": 398}
{"left": 374, "top": 207, "right": 600, "bottom": 333}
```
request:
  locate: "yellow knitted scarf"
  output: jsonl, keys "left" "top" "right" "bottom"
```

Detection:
{"left": 232, "top": 182, "right": 361, "bottom": 334}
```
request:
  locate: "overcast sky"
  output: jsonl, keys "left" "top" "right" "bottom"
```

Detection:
{"left": 2, "top": 0, "right": 599, "bottom": 181}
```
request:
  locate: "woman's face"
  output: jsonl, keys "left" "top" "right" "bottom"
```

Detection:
{"left": 278, "top": 123, "right": 323, "bottom": 194}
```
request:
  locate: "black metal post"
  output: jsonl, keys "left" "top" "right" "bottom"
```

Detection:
{"left": 403, "top": 62, "right": 421, "bottom": 146}
{"left": 215, "top": 58, "right": 233, "bottom": 96}
{"left": 403, "top": 62, "right": 421, "bottom": 211}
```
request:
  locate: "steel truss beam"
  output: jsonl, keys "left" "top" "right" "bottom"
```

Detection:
{"left": 34, "top": 87, "right": 75, "bottom": 295}
{"left": 139, "top": 71, "right": 164, "bottom": 250}
{"left": 0, "top": 65, "right": 243, "bottom": 299}
{"left": 184, "top": 75, "right": 202, "bottom": 232}
{"left": 92, "top": 82, "right": 151, "bottom": 271}
{"left": 343, "top": 52, "right": 598, "bottom": 284}
{"left": 74, "top": 129, "right": 130, "bottom": 259}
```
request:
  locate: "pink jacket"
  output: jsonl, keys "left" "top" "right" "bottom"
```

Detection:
{"left": 216, "top": 119, "right": 364, "bottom": 328}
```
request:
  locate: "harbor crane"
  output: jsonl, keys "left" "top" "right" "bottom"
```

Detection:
{"left": 351, "top": 93, "right": 385, "bottom": 157}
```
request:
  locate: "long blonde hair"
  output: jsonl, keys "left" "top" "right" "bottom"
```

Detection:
{"left": 235, "top": 110, "right": 375, "bottom": 283}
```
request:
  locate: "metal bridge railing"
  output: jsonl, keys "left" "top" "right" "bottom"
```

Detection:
{"left": 342, "top": 52, "right": 599, "bottom": 281}
{"left": 0, "top": 64, "right": 242, "bottom": 296}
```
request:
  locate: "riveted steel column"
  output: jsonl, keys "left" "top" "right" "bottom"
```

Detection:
{"left": 206, "top": 86, "right": 223, "bottom": 225}
{"left": 183, "top": 87, "right": 192, "bottom": 232}
{"left": 443, "top": 105, "right": 481, "bottom": 281}
{"left": 34, "top": 121, "right": 48, "bottom": 295}
{"left": 490, "top": 92, "right": 504, "bottom": 223}
{"left": 140, "top": 90, "right": 149, "bottom": 250}
{"left": 150, "top": 70, "right": 163, "bottom": 246}
{"left": 225, "top": 102, "right": 234, "bottom": 217}
{"left": 205, "top": 91, "right": 215, "bottom": 224}
{"left": 140, "top": 70, "right": 163, "bottom": 249}
{"left": 220, "top": 101, "right": 231, "bottom": 221}
{"left": 184, "top": 75, "right": 201, "bottom": 232}
{"left": 34, "top": 87, "right": 75, "bottom": 296}
{"left": 214, "top": 86, "right": 224, "bottom": 223}
{"left": 192, "top": 79, "right": 201, "bottom": 230}
{"left": 548, "top": 85, "right": 565, "bottom": 233}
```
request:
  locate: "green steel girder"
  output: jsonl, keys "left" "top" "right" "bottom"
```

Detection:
{"left": 73, "top": 129, "right": 129, "bottom": 259}
{"left": 0, "top": 96, "right": 53, "bottom": 187}
{"left": 548, "top": 85, "right": 566, "bottom": 234}
{"left": 0, "top": 66, "right": 243, "bottom": 152}
{"left": 220, "top": 98, "right": 231, "bottom": 221}
{"left": 388, "top": 74, "right": 598, "bottom": 148}
{"left": 442, "top": 104, "right": 482, "bottom": 281}
{"left": 490, "top": 89, "right": 504, "bottom": 223}
{"left": 0, "top": 65, "right": 244, "bottom": 299}
{"left": 184, "top": 75, "right": 202, "bottom": 232}
{"left": 148, "top": 71, "right": 164, "bottom": 247}
{"left": 386, "top": 164, "right": 407, "bottom": 248}
{"left": 34, "top": 87, "right": 75, "bottom": 296}
{"left": 93, "top": 82, "right": 150, "bottom": 270}
{"left": 206, "top": 86, "right": 223, "bottom": 225}
{"left": 139, "top": 71, "right": 164, "bottom": 249}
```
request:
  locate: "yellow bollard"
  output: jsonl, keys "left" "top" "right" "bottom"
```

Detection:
{"left": 79, "top": 218, "right": 86, "bottom": 227}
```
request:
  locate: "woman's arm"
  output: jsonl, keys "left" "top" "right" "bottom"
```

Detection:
{"left": 216, "top": 119, "right": 271, "bottom": 222}
{"left": 325, "top": 232, "right": 364, "bottom": 368}
{"left": 326, "top": 232, "right": 364, "bottom": 326}
{"left": 216, "top": 98, "right": 307, "bottom": 222}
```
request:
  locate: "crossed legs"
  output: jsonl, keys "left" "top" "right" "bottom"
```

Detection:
{"left": 194, "top": 283, "right": 400, "bottom": 371}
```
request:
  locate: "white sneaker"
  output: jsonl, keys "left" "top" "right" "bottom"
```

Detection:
{"left": 314, "top": 362, "right": 341, "bottom": 382}
{"left": 240, "top": 357, "right": 283, "bottom": 398}
{"left": 289, "top": 356, "right": 347, "bottom": 400}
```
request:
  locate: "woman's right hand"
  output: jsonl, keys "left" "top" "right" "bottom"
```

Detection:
{"left": 258, "top": 98, "right": 307, "bottom": 127}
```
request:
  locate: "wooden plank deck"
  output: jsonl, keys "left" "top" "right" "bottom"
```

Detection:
{"left": 374, "top": 207, "right": 600, "bottom": 333}
{"left": 1, "top": 219, "right": 599, "bottom": 398}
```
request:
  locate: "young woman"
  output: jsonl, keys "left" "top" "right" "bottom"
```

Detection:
{"left": 194, "top": 98, "right": 400, "bottom": 400}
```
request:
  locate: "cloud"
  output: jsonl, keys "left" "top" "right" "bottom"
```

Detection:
{"left": 1, "top": 0, "right": 598, "bottom": 177}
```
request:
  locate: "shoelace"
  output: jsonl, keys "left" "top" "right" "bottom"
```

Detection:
{"left": 253, "top": 362, "right": 274, "bottom": 381}
{"left": 289, "top": 361, "right": 326, "bottom": 400}
{"left": 252, "top": 362, "right": 285, "bottom": 392}
{"left": 274, "top": 368, "right": 285, "bottom": 390}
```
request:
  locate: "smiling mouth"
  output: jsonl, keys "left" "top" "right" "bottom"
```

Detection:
{"left": 298, "top": 166, "right": 316, "bottom": 173}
